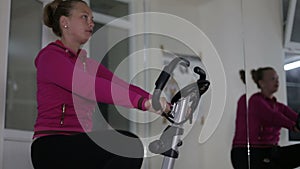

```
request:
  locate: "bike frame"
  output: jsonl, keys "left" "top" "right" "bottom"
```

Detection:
{"left": 160, "top": 96, "right": 190, "bottom": 169}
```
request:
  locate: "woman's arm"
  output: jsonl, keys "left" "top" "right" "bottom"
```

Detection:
{"left": 249, "top": 95, "right": 296, "bottom": 129}
{"left": 280, "top": 104, "right": 298, "bottom": 121}
{"left": 37, "top": 49, "right": 148, "bottom": 110}
{"left": 90, "top": 60, "right": 151, "bottom": 98}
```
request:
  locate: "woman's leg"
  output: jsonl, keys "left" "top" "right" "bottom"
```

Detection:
{"left": 231, "top": 147, "right": 278, "bottom": 169}
{"left": 249, "top": 148, "right": 280, "bottom": 169}
{"left": 231, "top": 147, "right": 249, "bottom": 169}
{"left": 272, "top": 144, "right": 300, "bottom": 168}
{"left": 89, "top": 130, "right": 144, "bottom": 169}
{"left": 31, "top": 134, "right": 111, "bottom": 169}
{"left": 31, "top": 130, "right": 144, "bottom": 169}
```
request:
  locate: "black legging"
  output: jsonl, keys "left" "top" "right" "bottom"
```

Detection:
{"left": 31, "top": 130, "right": 144, "bottom": 169}
{"left": 231, "top": 144, "right": 300, "bottom": 169}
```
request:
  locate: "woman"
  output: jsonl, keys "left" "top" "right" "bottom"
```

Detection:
{"left": 231, "top": 70, "right": 248, "bottom": 168}
{"left": 31, "top": 0, "right": 170, "bottom": 169}
{"left": 231, "top": 67, "right": 300, "bottom": 169}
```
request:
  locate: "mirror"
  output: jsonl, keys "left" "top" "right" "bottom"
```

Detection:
{"left": 136, "top": 0, "right": 246, "bottom": 168}
{"left": 243, "top": 0, "right": 300, "bottom": 168}
{"left": 2, "top": 0, "right": 263, "bottom": 168}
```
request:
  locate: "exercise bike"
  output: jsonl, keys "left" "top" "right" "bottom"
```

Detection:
{"left": 149, "top": 57, "right": 210, "bottom": 169}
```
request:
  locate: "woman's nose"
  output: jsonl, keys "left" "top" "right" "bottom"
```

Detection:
{"left": 89, "top": 21, "right": 94, "bottom": 28}
{"left": 87, "top": 18, "right": 94, "bottom": 28}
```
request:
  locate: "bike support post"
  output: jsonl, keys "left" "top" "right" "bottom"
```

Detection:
{"left": 161, "top": 96, "right": 190, "bottom": 169}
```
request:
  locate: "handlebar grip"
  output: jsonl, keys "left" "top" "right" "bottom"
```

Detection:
{"left": 152, "top": 57, "right": 190, "bottom": 111}
{"left": 152, "top": 89, "right": 163, "bottom": 111}
{"left": 194, "top": 66, "right": 206, "bottom": 80}
{"left": 164, "top": 57, "right": 190, "bottom": 73}
{"left": 154, "top": 71, "right": 170, "bottom": 90}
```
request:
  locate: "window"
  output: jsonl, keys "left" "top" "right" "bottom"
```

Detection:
{"left": 90, "top": 0, "right": 129, "bottom": 19}
{"left": 284, "top": 0, "right": 300, "bottom": 50}
{"left": 284, "top": 52, "right": 300, "bottom": 140}
{"left": 5, "top": 0, "right": 42, "bottom": 131}
{"left": 283, "top": 0, "right": 300, "bottom": 140}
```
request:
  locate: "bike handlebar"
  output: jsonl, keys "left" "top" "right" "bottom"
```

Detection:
{"left": 152, "top": 57, "right": 190, "bottom": 111}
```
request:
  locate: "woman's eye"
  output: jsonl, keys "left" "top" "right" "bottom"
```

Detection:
{"left": 82, "top": 15, "right": 88, "bottom": 20}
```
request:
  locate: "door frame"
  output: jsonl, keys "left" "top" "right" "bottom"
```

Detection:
{"left": 0, "top": 0, "right": 11, "bottom": 167}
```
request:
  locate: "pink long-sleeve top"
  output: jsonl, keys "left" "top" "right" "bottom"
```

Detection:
{"left": 232, "top": 94, "right": 247, "bottom": 146}
{"left": 33, "top": 40, "right": 151, "bottom": 138}
{"left": 232, "top": 92, "right": 298, "bottom": 147}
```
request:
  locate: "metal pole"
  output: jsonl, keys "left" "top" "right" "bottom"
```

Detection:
{"left": 161, "top": 97, "right": 190, "bottom": 169}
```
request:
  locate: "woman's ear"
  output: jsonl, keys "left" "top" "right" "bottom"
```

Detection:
{"left": 60, "top": 16, "right": 69, "bottom": 30}
{"left": 258, "top": 80, "right": 264, "bottom": 88}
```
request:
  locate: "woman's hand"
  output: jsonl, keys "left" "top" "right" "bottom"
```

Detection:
{"left": 144, "top": 97, "right": 171, "bottom": 115}
{"left": 294, "top": 115, "right": 300, "bottom": 132}
{"left": 293, "top": 125, "right": 300, "bottom": 133}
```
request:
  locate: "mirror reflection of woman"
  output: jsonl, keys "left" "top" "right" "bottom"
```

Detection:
{"left": 231, "top": 70, "right": 247, "bottom": 168}
{"left": 231, "top": 67, "right": 300, "bottom": 169}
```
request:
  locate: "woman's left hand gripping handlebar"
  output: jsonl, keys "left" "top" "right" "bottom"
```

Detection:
{"left": 144, "top": 97, "right": 171, "bottom": 115}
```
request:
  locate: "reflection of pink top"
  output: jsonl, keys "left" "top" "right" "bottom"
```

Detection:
{"left": 232, "top": 92, "right": 298, "bottom": 147}
{"left": 34, "top": 40, "right": 150, "bottom": 138}
{"left": 232, "top": 94, "right": 247, "bottom": 146}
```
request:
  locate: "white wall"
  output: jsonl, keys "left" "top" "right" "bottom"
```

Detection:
{"left": 145, "top": 0, "right": 244, "bottom": 168}
{"left": 192, "top": 0, "right": 245, "bottom": 168}
{"left": 143, "top": 0, "right": 288, "bottom": 169}
{"left": 242, "top": 0, "right": 292, "bottom": 147}
{"left": 3, "top": 130, "right": 33, "bottom": 169}
{"left": 243, "top": 0, "right": 285, "bottom": 98}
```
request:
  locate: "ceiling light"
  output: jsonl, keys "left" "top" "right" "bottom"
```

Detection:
{"left": 284, "top": 60, "right": 300, "bottom": 71}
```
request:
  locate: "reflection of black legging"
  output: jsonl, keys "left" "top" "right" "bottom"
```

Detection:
{"left": 31, "top": 130, "right": 144, "bottom": 169}
{"left": 231, "top": 144, "right": 300, "bottom": 169}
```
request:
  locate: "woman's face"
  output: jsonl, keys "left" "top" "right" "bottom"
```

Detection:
{"left": 259, "top": 69, "right": 279, "bottom": 94}
{"left": 62, "top": 2, "right": 94, "bottom": 44}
